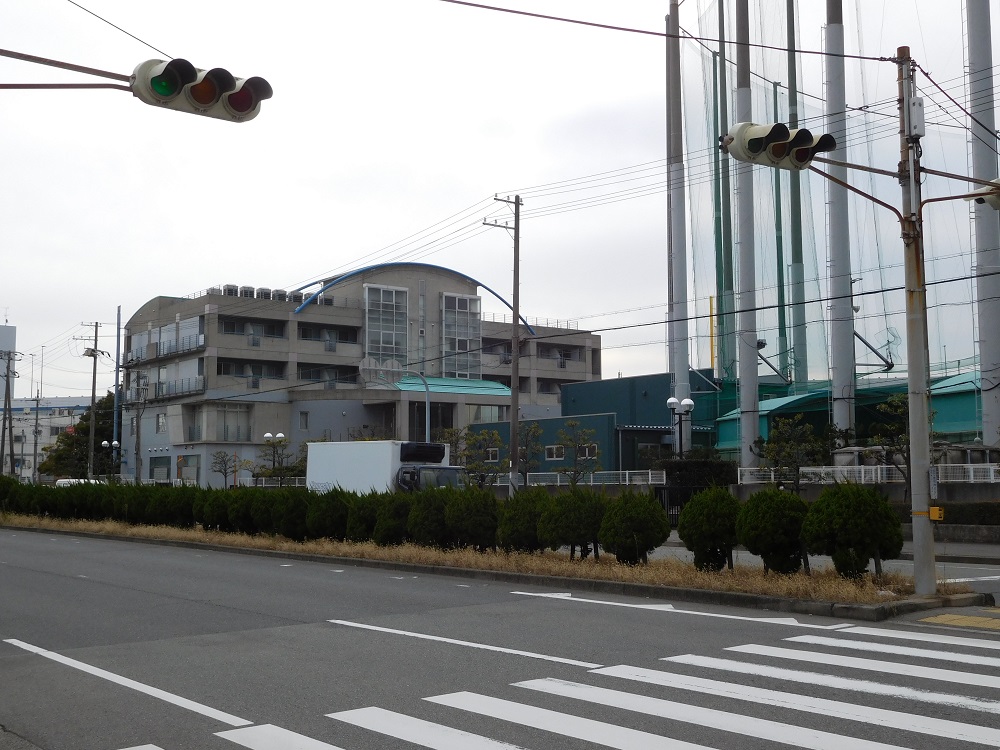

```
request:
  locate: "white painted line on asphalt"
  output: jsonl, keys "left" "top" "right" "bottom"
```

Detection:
{"left": 593, "top": 664, "right": 1000, "bottom": 745}
{"left": 664, "top": 653, "right": 1000, "bottom": 714}
{"left": 940, "top": 575, "right": 1000, "bottom": 583}
{"left": 328, "top": 620, "right": 602, "bottom": 668}
{"left": 727, "top": 643, "right": 1000, "bottom": 690}
{"left": 515, "top": 677, "right": 914, "bottom": 750}
{"left": 119, "top": 745, "right": 164, "bottom": 750}
{"left": 787, "top": 634, "right": 1000, "bottom": 668}
{"left": 426, "top": 691, "right": 712, "bottom": 749}
{"left": 216, "top": 724, "right": 346, "bottom": 749}
{"left": 3, "top": 639, "right": 252, "bottom": 727}
{"left": 842, "top": 625, "right": 1000, "bottom": 651}
{"left": 328, "top": 706, "right": 530, "bottom": 749}
{"left": 510, "top": 591, "right": 853, "bottom": 629}
{"left": 279, "top": 564, "right": 293, "bottom": 567}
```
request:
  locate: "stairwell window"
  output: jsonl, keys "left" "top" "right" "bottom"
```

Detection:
{"left": 155, "top": 413, "right": 167, "bottom": 434}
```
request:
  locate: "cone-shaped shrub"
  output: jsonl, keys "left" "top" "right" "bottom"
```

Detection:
{"left": 598, "top": 488, "right": 670, "bottom": 565}
{"left": 736, "top": 486, "right": 808, "bottom": 574}
{"left": 677, "top": 486, "right": 740, "bottom": 572}
{"left": 496, "top": 487, "right": 547, "bottom": 552}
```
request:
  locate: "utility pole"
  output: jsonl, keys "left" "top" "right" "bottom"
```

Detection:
{"left": 897, "top": 47, "right": 936, "bottom": 596}
{"left": 81, "top": 321, "right": 103, "bottom": 480}
{"left": 484, "top": 195, "right": 522, "bottom": 490}
{"left": 1, "top": 350, "right": 15, "bottom": 476}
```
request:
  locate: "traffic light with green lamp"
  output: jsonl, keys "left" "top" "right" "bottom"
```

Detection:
{"left": 720, "top": 122, "right": 836, "bottom": 170}
{"left": 131, "top": 59, "right": 272, "bottom": 122}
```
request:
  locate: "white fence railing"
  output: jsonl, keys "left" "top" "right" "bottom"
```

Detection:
{"left": 496, "top": 470, "right": 667, "bottom": 487}
{"left": 739, "top": 464, "right": 1000, "bottom": 485}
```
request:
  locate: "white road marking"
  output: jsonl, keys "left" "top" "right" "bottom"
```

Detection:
{"left": 425, "top": 691, "right": 712, "bottom": 749}
{"left": 842, "top": 625, "right": 1000, "bottom": 651}
{"left": 664, "top": 653, "right": 1000, "bottom": 713}
{"left": 279, "top": 564, "right": 293, "bottom": 567}
{"left": 328, "top": 620, "right": 601, "bottom": 668}
{"left": 329, "top": 570, "right": 344, "bottom": 573}
{"left": 727, "top": 643, "right": 1000, "bottom": 689}
{"left": 329, "top": 706, "right": 528, "bottom": 749}
{"left": 217, "top": 724, "right": 346, "bottom": 749}
{"left": 119, "top": 746, "right": 164, "bottom": 750}
{"left": 593, "top": 664, "right": 1000, "bottom": 745}
{"left": 510, "top": 591, "right": 852, "bottom": 628}
{"left": 4, "top": 639, "right": 251, "bottom": 727}
{"left": 516, "top": 677, "right": 916, "bottom": 750}
{"left": 787, "top": 634, "right": 1000, "bottom": 668}
{"left": 940, "top": 575, "right": 1000, "bottom": 583}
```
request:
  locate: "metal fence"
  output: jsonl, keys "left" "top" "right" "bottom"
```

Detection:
{"left": 738, "top": 464, "right": 1000, "bottom": 485}
{"left": 495, "top": 470, "right": 668, "bottom": 487}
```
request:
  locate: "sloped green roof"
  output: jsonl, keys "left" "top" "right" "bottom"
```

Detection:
{"left": 394, "top": 377, "right": 511, "bottom": 396}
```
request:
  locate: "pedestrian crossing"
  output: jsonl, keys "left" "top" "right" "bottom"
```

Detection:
{"left": 126, "top": 624, "right": 1000, "bottom": 750}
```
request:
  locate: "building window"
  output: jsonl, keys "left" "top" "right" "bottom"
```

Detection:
{"left": 486, "top": 447, "right": 499, "bottom": 463}
{"left": 442, "top": 293, "right": 481, "bottom": 379}
{"left": 155, "top": 413, "right": 167, "bottom": 433}
{"left": 130, "top": 416, "right": 136, "bottom": 436}
{"left": 466, "top": 404, "right": 508, "bottom": 424}
{"left": 220, "top": 319, "right": 244, "bottom": 335}
{"left": 365, "top": 285, "right": 408, "bottom": 362}
{"left": 299, "top": 411, "right": 309, "bottom": 430}
{"left": 545, "top": 445, "right": 565, "bottom": 461}
{"left": 577, "top": 443, "right": 598, "bottom": 459}
{"left": 216, "top": 403, "right": 251, "bottom": 442}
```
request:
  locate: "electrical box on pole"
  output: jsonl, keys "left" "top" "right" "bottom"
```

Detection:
{"left": 130, "top": 59, "right": 272, "bottom": 122}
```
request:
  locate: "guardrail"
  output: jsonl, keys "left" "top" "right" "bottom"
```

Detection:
{"left": 495, "top": 470, "right": 667, "bottom": 487}
{"left": 738, "top": 464, "right": 1000, "bottom": 485}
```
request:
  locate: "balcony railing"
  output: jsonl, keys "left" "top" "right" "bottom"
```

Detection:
{"left": 152, "top": 377, "right": 206, "bottom": 399}
{"left": 738, "top": 464, "right": 1000, "bottom": 485}
{"left": 495, "top": 470, "right": 667, "bottom": 487}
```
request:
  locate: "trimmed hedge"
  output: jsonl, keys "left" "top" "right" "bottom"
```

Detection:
{"left": 736, "top": 487, "right": 808, "bottom": 574}
{"left": 677, "top": 486, "right": 740, "bottom": 572}
{"left": 598, "top": 488, "right": 670, "bottom": 565}
{"left": 496, "top": 487, "right": 548, "bottom": 552}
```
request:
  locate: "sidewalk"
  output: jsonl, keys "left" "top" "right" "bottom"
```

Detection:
{"left": 659, "top": 532, "right": 1000, "bottom": 567}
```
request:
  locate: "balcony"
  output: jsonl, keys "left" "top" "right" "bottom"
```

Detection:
{"left": 152, "top": 376, "right": 206, "bottom": 400}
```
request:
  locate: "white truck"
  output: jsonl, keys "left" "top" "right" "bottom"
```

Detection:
{"left": 306, "top": 440, "right": 466, "bottom": 494}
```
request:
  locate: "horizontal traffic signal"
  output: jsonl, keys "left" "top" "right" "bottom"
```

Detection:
{"left": 720, "top": 122, "right": 836, "bottom": 171}
{"left": 131, "top": 59, "right": 272, "bottom": 123}
{"left": 965, "top": 179, "right": 1000, "bottom": 210}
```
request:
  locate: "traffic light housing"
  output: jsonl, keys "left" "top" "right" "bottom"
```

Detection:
{"left": 720, "top": 122, "right": 836, "bottom": 171}
{"left": 965, "top": 179, "right": 1000, "bottom": 210}
{"left": 131, "top": 59, "right": 272, "bottom": 123}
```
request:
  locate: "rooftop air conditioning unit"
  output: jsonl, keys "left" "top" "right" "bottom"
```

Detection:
{"left": 239, "top": 286, "right": 255, "bottom": 298}
{"left": 256, "top": 288, "right": 271, "bottom": 300}
{"left": 290, "top": 292, "right": 304, "bottom": 303}
{"left": 223, "top": 285, "right": 239, "bottom": 297}
{"left": 272, "top": 290, "right": 287, "bottom": 302}
{"left": 208, "top": 287, "right": 222, "bottom": 296}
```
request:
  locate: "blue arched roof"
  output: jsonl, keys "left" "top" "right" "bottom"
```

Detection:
{"left": 292, "top": 262, "right": 536, "bottom": 335}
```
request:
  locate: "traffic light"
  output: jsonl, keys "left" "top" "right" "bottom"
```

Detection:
{"left": 720, "top": 122, "right": 836, "bottom": 170}
{"left": 965, "top": 179, "right": 1000, "bottom": 210}
{"left": 130, "top": 59, "right": 272, "bottom": 123}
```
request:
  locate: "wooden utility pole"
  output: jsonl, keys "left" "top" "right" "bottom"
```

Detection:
{"left": 484, "top": 195, "right": 522, "bottom": 490}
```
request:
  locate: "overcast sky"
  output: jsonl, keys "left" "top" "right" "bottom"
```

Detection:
{"left": 0, "top": 0, "right": 992, "bottom": 400}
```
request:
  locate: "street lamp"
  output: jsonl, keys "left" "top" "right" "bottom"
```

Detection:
{"left": 101, "top": 439, "right": 120, "bottom": 479}
{"left": 262, "top": 432, "right": 285, "bottom": 472}
{"left": 667, "top": 397, "right": 695, "bottom": 459}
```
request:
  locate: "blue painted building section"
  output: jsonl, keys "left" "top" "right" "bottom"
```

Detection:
{"left": 475, "top": 413, "right": 618, "bottom": 473}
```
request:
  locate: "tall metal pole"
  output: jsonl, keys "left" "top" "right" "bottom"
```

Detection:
{"left": 86, "top": 322, "right": 99, "bottom": 480}
{"left": 898, "top": 46, "right": 936, "bottom": 596}
{"left": 736, "top": 0, "right": 759, "bottom": 466}
{"left": 773, "top": 81, "right": 788, "bottom": 377}
{"left": 827, "top": 0, "right": 855, "bottom": 435}
{"left": 718, "top": 0, "right": 737, "bottom": 380}
{"left": 786, "top": 0, "right": 808, "bottom": 386}
{"left": 510, "top": 196, "right": 521, "bottom": 488}
{"left": 113, "top": 305, "right": 122, "bottom": 472}
{"left": 668, "top": 2, "right": 691, "bottom": 452}
{"left": 967, "top": 0, "right": 1000, "bottom": 445}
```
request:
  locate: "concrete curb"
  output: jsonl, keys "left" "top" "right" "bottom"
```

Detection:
{"left": 6, "top": 525, "right": 995, "bottom": 622}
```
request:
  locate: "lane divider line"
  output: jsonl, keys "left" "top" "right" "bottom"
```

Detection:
{"left": 4, "top": 639, "right": 252, "bottom": 727}
{"left": 327, "top": 620, "right": 602, "bottom": 668}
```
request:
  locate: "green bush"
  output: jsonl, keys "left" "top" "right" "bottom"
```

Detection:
{"left": 496, "top": 487, "right": 547, "bottom": 552}
{"left": 801, "top": 482, "right": 903, "bottom": 579}
{"left": 598, "top": 488, "right": 670, "bottom": 565}
{"left": 271, "top": 489, "right": 310, "bottom": 541}
{"left": 677, "top": 486, "right": 740, "bottom": 572}
{"left": 444, "top": 487, "right": 498, "bottom": 551}
{"left": 306, "top": 488, "right": 350, "bottom": 540}
{"left": 537, "top": 488, "right": 606, "bottom": 559}
{"left": 940, "top": 502, "right": 1000, "bottom": 526}
{"left": 345, "top": 492, "right": 383, "bottom": 542}
{"left": 736, "top": 486, "right": 808, "bottom": 574}
{"left": 372, "top": 493, "right": 411, "bottom": 546}
{"left": 407, "top": 488, "right": 452, "bottom": 548}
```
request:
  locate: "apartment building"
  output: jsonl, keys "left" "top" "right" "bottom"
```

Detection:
{"left": 0, "top": 396, "right": 94, "bottom": 482}
{"left": 120, "top": 262, "right": 601, "bottom": 487}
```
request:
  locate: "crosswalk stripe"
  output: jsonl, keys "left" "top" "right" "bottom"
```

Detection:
{"left": 118, "top": 746, "right": 164, "bottom": 750}
{"left": 216, "top": 724, "right": 347, "bottom": 750}
{"left": 842, "top": 626, "right": 1000, "bottom": 652}
{"left": 328, "top": 706, "right": 529, "bottom": 749}
{"left": 425, "top": 691, "right": 713, "bottom": 749}
{"left": 727, "top": 644, "right": 1000, "bottom": 690}
{"left": 786, "top": 634, "right": 1000, "bottom": 668}
{"left": 591, "top": 664, "right": 1000, "bottom": 746}
{"left": 663, "top": 654, "right": 1000, "bottom": 713}
{"left": 515, "top": 677, "right": 913, "bottom": 750}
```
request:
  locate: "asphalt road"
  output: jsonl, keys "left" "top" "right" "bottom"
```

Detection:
{"left": 2, "top": 529, "right": 1000, "bottom": 750}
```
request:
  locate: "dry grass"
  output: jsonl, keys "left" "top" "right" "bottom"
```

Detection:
{"left": 1, "top": 512, "right": 969, "bottom": 605}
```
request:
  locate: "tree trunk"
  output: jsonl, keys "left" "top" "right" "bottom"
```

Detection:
{"left": 800, "top": 541, "right": 811, "bottom": 576}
